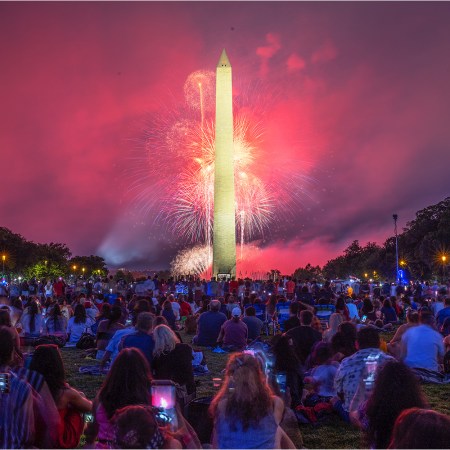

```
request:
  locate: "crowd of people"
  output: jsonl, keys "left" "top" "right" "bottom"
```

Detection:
{"left": 0, "top": 273, "right": 449, "bottom": 449}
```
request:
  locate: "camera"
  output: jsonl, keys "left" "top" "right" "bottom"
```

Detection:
{"left": 0, "top": 373, "right": 11, "bottom": 394}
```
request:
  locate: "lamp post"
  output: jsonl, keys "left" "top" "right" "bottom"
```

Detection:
{"left": 393, "top": 214, "right": 399, "bottom": 284}
{"left": 1, "top": 254, "right": 5, "bottom": 276}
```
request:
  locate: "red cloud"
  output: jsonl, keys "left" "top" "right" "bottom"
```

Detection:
{"left": 287, "top": 53, "right": 306, "bottom": 72}
{"left": 312, "top": 40, "right": 338, "bottom": 63}
{"left": 256, "top": 33, "right": 281, "bottom": 76}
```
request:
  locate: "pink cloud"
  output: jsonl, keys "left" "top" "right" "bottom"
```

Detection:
{"left": 256, "top": 33, "right": 281, "bottom": 76}
{"left": 312, "top": 40, "right": 338, "bottom": 63}
{"left": 287, "top": 53, "right": 306, "bottom": 72}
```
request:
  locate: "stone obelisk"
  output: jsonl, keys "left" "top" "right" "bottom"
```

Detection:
{"left": 213, "top": 49, "right": 236, "bottom": 277}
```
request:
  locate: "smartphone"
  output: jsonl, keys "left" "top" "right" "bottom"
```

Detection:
{"left": 0, "top": 373, "right": 11, "bottom": 394}
{"left": 362, "top": 315, "right": 367, "bottom": 322}
{"left": 151, "top": 380, "right": 176, "bottom": 409}
{"left": 275, "top": 372, "right": 287, "bottom": 393}
{"left": 83, "top": 412, "right": 94, "bottom": 423}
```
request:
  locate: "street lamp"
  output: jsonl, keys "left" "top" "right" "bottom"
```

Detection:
{"left": 82, "top": 267, "right": 86, "bottom": 278}
{"left": 1, "top": 254, "right": 5, "bottom": 276}
{"left": 393, "top": 214, "right": 399, "bottom": 284}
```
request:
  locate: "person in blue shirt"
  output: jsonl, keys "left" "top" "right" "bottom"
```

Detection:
{"left": 121, "top": 312, "right": 155, "bottom": 368}
{"left": 192, "top": 300, "right": 227, "bottom": 347}
{"left": 436, "top": 297, "right": 450, "bottom": 328}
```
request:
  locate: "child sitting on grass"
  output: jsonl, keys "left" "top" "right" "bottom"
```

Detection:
{"left": 303, "top": 343, "right": 338, "bottom": 407}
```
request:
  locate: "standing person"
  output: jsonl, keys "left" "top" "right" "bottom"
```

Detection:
{"left": 209, "top": 352, "right": 295, "bottom": 449}
{"left": 323, "top": 313, "right": 344, "bottom": 343}
{"left": 29, "top": 344, "right": 92, "bottom": 448}
{"left": 217, "top": 307, "right": 248, "bottom": 351}
{"left": 285, "top": 310, "right": 322, "bottom": 366}
{"left": 400, "top": 310, "right": 445, "bottom": 372}
{"left": 436, "top": 297, "right": 450, "bottom": 328}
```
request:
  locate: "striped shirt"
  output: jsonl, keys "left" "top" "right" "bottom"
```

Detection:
{"left": 0, "top": 370, "right": 35, "bottom": 448}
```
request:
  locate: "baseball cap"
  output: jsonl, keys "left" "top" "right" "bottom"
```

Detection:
{"left": 232, "top": 307, "right": 241, "bottom": 317}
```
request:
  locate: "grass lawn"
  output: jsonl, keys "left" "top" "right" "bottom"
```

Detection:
{"left": 61, "top": 331, "right": 450, "bottom": 449}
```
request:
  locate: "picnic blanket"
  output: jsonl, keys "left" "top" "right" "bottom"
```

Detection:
{"left": 78, "top": 365, "right": 108, "bottom": 376}
{"left": 412, "top": 367, "right": 450, "bottom": 384}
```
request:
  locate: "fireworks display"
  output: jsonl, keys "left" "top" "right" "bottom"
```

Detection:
{"left": 129, "top": 69, "right": 316, "bottom": 275}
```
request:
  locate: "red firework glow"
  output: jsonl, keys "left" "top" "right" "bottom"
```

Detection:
{"left": 129, "top": 69, "right": 316, "bottom": 274}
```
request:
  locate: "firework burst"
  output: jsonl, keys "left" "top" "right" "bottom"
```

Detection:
{"left": 128, "top": 68, "right": 317, "bottom": 272}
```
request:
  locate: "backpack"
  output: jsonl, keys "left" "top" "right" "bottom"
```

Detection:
{"left": 76, "top": 331, "right": 96, "bottom": 350}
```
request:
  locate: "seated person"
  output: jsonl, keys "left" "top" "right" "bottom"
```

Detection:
{"left": 304, "top": 343, "right": 338, "bottom": 406}
{"left": 217, "top": 307, "right": 248, "bottom": 351}
{"left": 0, "top": 327, "right": 35, "bottom": 448}
{"left": 152, "top": 325, "right": 196, "bottom": 406}
{"left": 242, "top": 306, "right": 263, "bottom": 341}
{"left": 112, "top": 405, "right": 182, "bottom": 449}
{"left": 209, "top": 352, "right": 296, "bottom": 449}
{"left": 400, "top": 311, "right": 445, "bottom": 372}
{"left": 388, "top": 408, "right": 450, "bottom": 449}
{"left": 333, "top": 327, "right": 394, "bottom": 422}
{"left": 387, "top": 309, "right": 419, "bottom": 358}
{"left": 95, "top": 306, "right": 124, "bottom": 360}
{"left": 192, "top": 300, "right": 227, "bottom": 347}
{"left": 282, "top": 302, "right": 301, "bottom": 332}
{"left": 285, "top": 310, "right": 322, "bottom": 366}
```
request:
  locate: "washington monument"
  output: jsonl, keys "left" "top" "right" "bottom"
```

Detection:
{"left": 213, "top": 49, "right": 236, "bottom": 277}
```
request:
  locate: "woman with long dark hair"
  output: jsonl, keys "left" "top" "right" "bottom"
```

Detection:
{"left": 271, "top": 334, "right": 304, "bottom": 409}
{"left": 44, "top": 303, "right": 68, "bottom": 338}
{"left": 66, "top": 303, "right": 94, "bottom": 344}
{"left": 20, "top": 300, "right": 43, "bottom": 337}
{"left": 29, "top": 344, "right": 92, "bottom": 448}
{"left": 209, "top": 352, "right": 295, "bottom": 449}
{"left": 92, "top": 348, "right": 153, "bottom": 447}
{"left": 352, "top": 360, "right": 427, "bottom": 449}
{"left": 95, "top": 305, "right": 124, "bottom": 359}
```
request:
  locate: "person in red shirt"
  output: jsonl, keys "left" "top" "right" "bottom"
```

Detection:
{"left": 229, "top": 277, "right": 239, "bottom": 295}
{"left": 178, "top": 295, "right": 192, "bottom": 318}
{"left": 286, "top": 277, "right": 296, "bottom": 300}
{"left": 53, "top": 278, "right": 66, "bottom": 298}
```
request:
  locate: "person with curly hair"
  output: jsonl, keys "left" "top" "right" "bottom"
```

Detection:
{"left": 209, "top": 352, "right": 295, "bottom": 449}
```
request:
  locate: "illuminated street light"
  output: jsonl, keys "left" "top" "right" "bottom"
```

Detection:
{"left": 1, "top": 254, "right": 5, "bottom": 275}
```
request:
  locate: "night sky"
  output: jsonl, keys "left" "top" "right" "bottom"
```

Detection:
{"left": 1, "top": 2, "right": 450, "bottom": 273}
